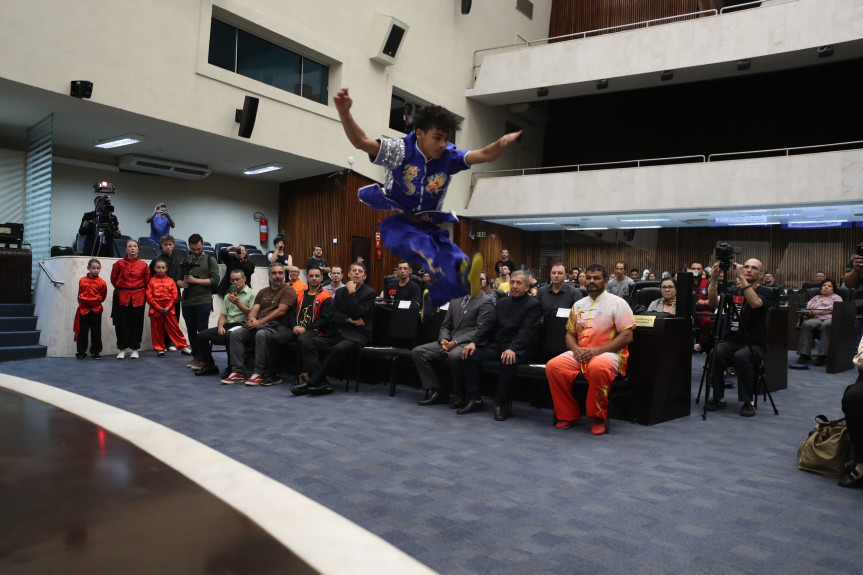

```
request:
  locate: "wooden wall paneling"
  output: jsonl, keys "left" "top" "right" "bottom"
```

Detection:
{"left": 549, "top": 0, "right": 700, "bottom": 40}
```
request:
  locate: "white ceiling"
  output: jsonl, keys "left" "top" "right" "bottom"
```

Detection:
{"left": 0, "top": 77, "right": 339, "bottom": 184}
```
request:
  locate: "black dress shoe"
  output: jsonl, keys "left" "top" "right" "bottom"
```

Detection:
{"left": 290, "top": 383, "right": 309, "bottom": 396}
{"left": 838, "top": 468, "right": 863, "bottom": 488}
{"left": 308, "top": 383, "right": 335, "bottom": 396}
{"left": 194, "top": 362, "right": 219, "bottom": 376}
{"left": 419, "top": 391, "right": 447, "bottom": 406}
{"left": 812, "top": 356, "right": 826, "bottom": 366}
{"left": 450, "top": 397, "right": 467, "bottom": 409}
{"left": 456, "top": 399, "right": 484, "bottom": 415}
{"left": 494, "top": 404, "right": 507, "bottom": 421}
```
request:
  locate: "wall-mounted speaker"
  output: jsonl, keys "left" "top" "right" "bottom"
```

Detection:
{"left": 370, "top": 17, "right": 409, "bottom": 66}
{"left": 235, "top": 95, "right": 259, "bottom": 139}
{"left": 461, "top": 0, "right": 472, "bottom": 14}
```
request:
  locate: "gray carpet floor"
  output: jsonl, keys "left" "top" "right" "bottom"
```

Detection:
{"left": 2, "top": 352, "right": 861, "bottom": 575}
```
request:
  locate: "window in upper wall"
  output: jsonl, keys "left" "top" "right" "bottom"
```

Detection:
{"left": 389, "top": 93, "right": 456, "bottom": 145}
{"left": 208, "top": 18, "right": 328, "bottom": 105}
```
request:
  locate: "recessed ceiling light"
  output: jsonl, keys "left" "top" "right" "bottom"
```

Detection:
{"left": 244, "top": 163, "right": 285, "bottom": 175}
{"left": 736, "top": 222, "right": 780, "bottom": 226}
{"left": 512, "top": 222, "right": 554, "bottom": 226}
{"left": 622, "top": 225, "right": 661, "bottom": 229}
{"left": 94, "top": 134, "right": 143, "bottom": 149}
{"left": 571, "top": 227, "right": 609, "bottom": 231}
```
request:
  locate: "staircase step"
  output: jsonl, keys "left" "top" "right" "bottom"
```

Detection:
{"left": 0, "top": 345, "right": 47, "bottom": 362}
{"left": 0, "top": 317, "right": 37, "bottom": 331}
{"left": 0, "top": 303, "right": 35, "bottom": 317}
{"left": 0, "top": 331, "right": 40, "bottom": 347}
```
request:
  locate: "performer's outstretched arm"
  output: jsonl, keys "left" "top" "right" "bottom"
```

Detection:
{"left": 465, "top": 130, "right": 522, "bottom": 166}
{"left": 334, "top": 88, "right": 381, "bottom": 158}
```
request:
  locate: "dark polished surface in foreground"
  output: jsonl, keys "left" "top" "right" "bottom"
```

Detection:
{"left": 0, "top": 388, "right": 314, "bottom": 575}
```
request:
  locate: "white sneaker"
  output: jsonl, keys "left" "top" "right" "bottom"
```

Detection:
{"left": 130, "top": 350, "right": 139, "bottom": 359}
{"left": 167, "top": 346, "right": 178, "bottom": 352}
{"left": 179, "top": 346, "right": 192, "bottom": 355}
{"left": 116, "top": 351, "right": 126, "bottom": 360}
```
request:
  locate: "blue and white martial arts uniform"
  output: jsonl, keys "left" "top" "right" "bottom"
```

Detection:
{"left": 359, "top": 132, "right": 472, "bottom": 304}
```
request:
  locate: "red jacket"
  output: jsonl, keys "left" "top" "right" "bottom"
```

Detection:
{"left": 146, "top": 274, "right": 179, "bottom": 316}
{"left": 111, "top": 257, "right": 150, "bottom": 307}
{"left": 77, "top": 275, "right": 107, "bottom": 315}
{"left": 294, "top": 287, "right": 332, "bottom": 328}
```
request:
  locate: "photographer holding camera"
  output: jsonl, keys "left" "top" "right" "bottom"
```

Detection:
{"left": 705, "top": 254, "right": 772, "bottom": 417}
{"left": 146, "top": 202, "right": 175, "bottom": 243}
{"left": 79, "top": 194, "right": 121, "bottom": 257}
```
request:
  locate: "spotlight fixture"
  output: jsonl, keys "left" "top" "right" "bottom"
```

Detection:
{"left": 660, "top": 70, "right": 674, "bottom": 81}
{"left": 818, "top": 45, "right": 834, "bottom": 58}
{"left": 536, "top": 87, "right": 549, "bottom": 98}
{"left": 94, "top": 134, "right": 143, "bottom": 149}
{"left": 70, "top": 80, "right": 93, "bottom": 99}
{"left": 737, "top": 59, "right": 751, "bottom": 71}
{"left": 244, "top": 163, "right": 284, "bottom": 175}
{"left": 596, "top": 79, "right": 609, "bottom": 90}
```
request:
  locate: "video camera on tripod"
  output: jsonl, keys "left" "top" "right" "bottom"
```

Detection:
{"left": 91, "top": 181, "right": 119, "bottom": 237}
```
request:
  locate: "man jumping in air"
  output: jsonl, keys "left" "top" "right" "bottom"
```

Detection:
{"left": 334, "top": 88, "right": 521, "bottom": 318}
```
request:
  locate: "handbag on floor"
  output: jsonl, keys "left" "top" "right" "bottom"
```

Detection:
{"left": 797, "top": 415, "right": 851, "bottom": 478}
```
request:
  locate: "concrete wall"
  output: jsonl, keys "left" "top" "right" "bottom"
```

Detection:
{"left": 465, "top": 149, "right": 863, "bottom": 218}
{"left": 0, "top": 0, "right": 553, "bottom": 215}
{"left": 470, "top": 0, "right": 862, "bottom": 99}
{"left": 51, "top": 163, "right": 279, "bottom": 249}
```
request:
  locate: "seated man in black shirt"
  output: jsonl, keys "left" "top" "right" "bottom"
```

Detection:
{"left": 264, "top": 267, "right": 333, "bottom": 385}
{"left": 217, "top": 244, "right": 256, "bottom": 296}
{"left": 536, "top": 262, "right": 578, "bottom": 315}
{"left": 705, "top": 258, "right": 772, "bottom": 417}
{"left": 380, "top": 260, "right": 421, "bottom": 306}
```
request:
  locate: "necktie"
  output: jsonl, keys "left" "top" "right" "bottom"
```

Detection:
{"left": 460, "top": 295, "right": 469, "bottom": 314}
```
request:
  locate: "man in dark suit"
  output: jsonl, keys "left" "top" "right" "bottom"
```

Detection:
{"left": 291, "top": 261, "right": 376, "bottom": 396}
{"left": 458, "top": 270, "right": 542, "bottom": 421}
{"left": 411, "top": 292, "right": 495, "bottom": 406}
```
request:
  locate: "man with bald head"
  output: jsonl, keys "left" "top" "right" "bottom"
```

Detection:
{"left": 705, "top": 258, "right": 773, "bottom": 417}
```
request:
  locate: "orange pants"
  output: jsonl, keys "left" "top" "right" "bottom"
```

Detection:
{"left": 149, "top": 311, "right": 188, "bottom": 351}
{"left": 546, "top": 351, "right": 621, "bottom": 421}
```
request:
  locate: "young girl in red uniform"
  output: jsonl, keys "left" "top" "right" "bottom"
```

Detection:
{"left": 74, "top": 258, "right": 107, "bottom": 360}
{"left": 146, "top": 259, "right": 191, "bottom": 357}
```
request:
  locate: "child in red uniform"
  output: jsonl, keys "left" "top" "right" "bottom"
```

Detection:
{"left": 74, "top": 258, "right": 107, "bottom": 360}
{"left": 146, "top": 260, "right": 191, "bottom": 357}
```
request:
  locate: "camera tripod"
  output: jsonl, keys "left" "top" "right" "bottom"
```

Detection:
{"left": 695, "top": 275, "right": 778, "bottom": 420}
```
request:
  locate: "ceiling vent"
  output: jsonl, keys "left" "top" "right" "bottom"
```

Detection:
{"left": 118, "top": 155, "right": 211, "bottom": 180}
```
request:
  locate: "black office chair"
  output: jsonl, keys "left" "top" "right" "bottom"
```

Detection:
{"left": 214, "top": 243, "right": 231, "bottom": 262}
{"left": 350, "top": 302, "right": 421, "bottom": 396}
{"left": 138, "top": 245, "right": 158, "bottom": 260}
{"left": 628, "top": 281, "right": 661, "bottom": 311}
{"left": 249, "top": 253, "right": 270, "bottom": 267}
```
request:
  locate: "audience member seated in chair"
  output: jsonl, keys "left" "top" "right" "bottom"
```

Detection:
{"left": 704, "top": 258, "right": 773, "bottom": 417}
{"left": 545, "top": 263, "right": 635, "bottom": 436}
{"left": 220, "top": 263, "right": 297, "bottom": 386}
{"left": 288, "top": 266, "right": 308, "bottom": 296}
{"left": 839, "top": 337, "right": 863, "bottom": 488}
{"left": 797, "top": 278, "right": 842, "bottom": 366}
{"left": 647, "top": 278, "right": 677, "bottom": 315}
{"left": 689, "top": 262, "right": 713, "bottom": 353}
{"left": 380, "top": 260, "right": 421, "bottom": 306}
{"left": 536, "top": 262, "right": 578, "bottom": 314}
{"left": 493, "top": 265, "right": 511, "bottom": 293}
{"left": 479, "top": 271, "right": 498, "bottom": 305}
{"left": 266, "top": 267, "right": 333, "bottom": 383}
{"left": 458, "top": 271, "right": 542, "bottom": 421}
{"left": 411, "top": 292, "right": 494, "bottom": 407}
{"left": 291, "top": 262, "right": 376, "bottom": 397}
{"left": 194, "top": 269, "right": 257, "bottom": 377}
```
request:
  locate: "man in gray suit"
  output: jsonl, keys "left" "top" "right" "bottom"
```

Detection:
{"left": 411, "top": 293, "right": 495, "bottom": 406}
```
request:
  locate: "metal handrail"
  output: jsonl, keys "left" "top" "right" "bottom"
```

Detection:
{"left": 38, "top": 260, "right": 64, "bottom": 286}
{"left": 466, "top": 137, "right": 863, "bottom": 208}
{"left": 707, "top": 139, "right": 863, "bottom": 161}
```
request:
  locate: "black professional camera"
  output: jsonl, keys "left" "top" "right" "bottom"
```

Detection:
{"left": 856, "top": 242, "right": 863, "bottom": 257}
{"left": 91, "top": 181, "right": 119, "bottom": 235}
{"left": 715, "top": 242, "right": 742, "bottom": 272}
{"left": 181, "top": 259, "right": 196, "bottom": 277}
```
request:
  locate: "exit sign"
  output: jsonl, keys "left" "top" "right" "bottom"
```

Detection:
{"left": 476, "top": 232, "right": 486, "bottom": 238}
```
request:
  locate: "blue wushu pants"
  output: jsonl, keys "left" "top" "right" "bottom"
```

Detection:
{"left": 379, "top": 214, "right": 469, "bottom": 305}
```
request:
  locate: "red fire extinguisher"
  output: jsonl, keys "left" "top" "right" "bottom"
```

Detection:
{"left": 254, "top": 212, "right": 268, "bottom": 244}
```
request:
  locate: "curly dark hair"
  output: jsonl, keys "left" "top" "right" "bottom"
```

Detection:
{"left": 414, "top": 104, "right": 462, "bottom": 136}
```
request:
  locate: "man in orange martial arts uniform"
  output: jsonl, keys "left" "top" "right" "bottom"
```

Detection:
{"left": 545, "top": 263, "right": 635, "bottom": 436}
